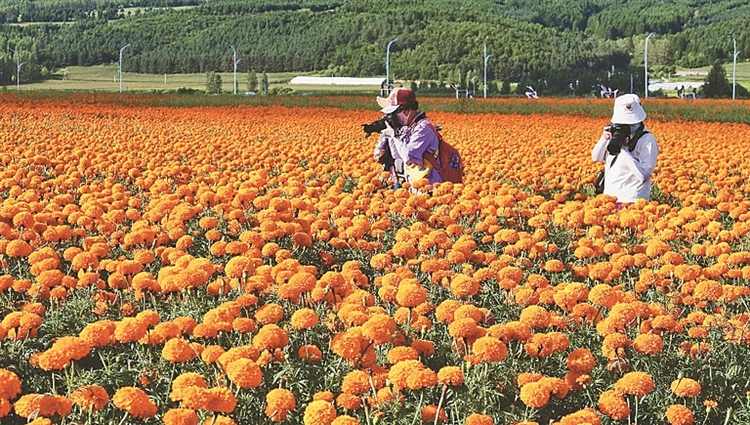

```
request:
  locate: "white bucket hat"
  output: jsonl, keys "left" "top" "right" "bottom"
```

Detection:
{"left": 611, "top": 94, "right": 647, "bottom": 124}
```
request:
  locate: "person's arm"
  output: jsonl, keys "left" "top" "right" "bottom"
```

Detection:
{"left": 592, "top": 126, "right": 611, "bottom": 162}
{"left": 373, "top": 134, "right": 388, "bottom": 160}
{"left": 619, "top": 134, "right": 658, "bottom": 182}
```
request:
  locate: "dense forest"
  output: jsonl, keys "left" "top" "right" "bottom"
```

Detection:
{"left": 0, "top": 0, "right": 748, "bottom": 96}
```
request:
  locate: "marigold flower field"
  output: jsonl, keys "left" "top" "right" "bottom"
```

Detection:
{"left": 1, "top": 93, "right": 750, "bottom": 425}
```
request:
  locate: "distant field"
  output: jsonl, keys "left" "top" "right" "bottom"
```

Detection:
{"left": 14, "top": 62, "right": 750, "bottom": 95}
{"left": 21, "top": 66, "right": 383, "bottom": 94}
{"left": 674, "top": 61, "right": 750, "bottom": 81}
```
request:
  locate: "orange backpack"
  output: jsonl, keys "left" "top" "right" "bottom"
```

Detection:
{"left": 422, "top": 123, "right": 465, "bottom": 184}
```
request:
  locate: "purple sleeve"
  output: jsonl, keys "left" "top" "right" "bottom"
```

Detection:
{"left": 373, "top": 135, "right": 388, "bottom": 159}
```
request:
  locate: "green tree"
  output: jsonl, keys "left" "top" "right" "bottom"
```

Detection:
{"left": 702, "top": 61, "right": 731, "bottom": 98}
{"left": 205, "top": 71, "right": 222, "bottom": 94}
{"left": 247, "top": 69, "right": 258, "bottom": 93}
{"left": 500, "top": 80, "right": 511, "bottom": 95}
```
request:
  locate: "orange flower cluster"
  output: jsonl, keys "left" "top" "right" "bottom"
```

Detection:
{"left": 3, "top": 96, "right": 750, "bottom": 425}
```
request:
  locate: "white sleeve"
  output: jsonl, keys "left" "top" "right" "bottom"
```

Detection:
{"left": 592, "top": 135, "right": 608, "bottom": 162}
{"left": 620, "top": 134, "right": 659, "bottom": 182}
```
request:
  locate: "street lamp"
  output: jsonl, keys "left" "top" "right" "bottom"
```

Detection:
{"left": 119, "top": 43, "right": 131, "bottom": 93}
{"left": 732, "top": 34, "right": 740, "bottom": 100}
{"left": 228, "top": 44, "right": 243, "bottom": 95}
{"left": 644, "top": 32, "right": 654, "bottom": 99}
{"left": 483, "top": 41, "right": 492, "bottom": 99}
{"left": 386, "top": 37, "right": 398, "bottom": 92}
{"left": 9, "top": 48, "right": 25, "bottom": 91}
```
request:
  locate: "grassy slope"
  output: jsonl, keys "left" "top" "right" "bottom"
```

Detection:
{"left": 21, "top": 66, "right": 382, "bottom": 93}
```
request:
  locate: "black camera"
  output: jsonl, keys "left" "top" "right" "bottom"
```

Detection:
{"left": 362, "top": 113, "right": 400, "bottom": 138}
{"left": 606, "top": 123, "right": 631, "bottom": 155}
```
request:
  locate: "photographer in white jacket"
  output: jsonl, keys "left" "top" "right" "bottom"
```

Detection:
{"left": 592, "top": 94, "right": 659, "bottom": 205}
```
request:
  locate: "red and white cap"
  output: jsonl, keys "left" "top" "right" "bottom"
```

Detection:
{"left": 376, "top": 88, "right": 416, "bottom": 113}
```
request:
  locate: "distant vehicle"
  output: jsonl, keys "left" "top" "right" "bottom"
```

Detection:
{"left": 243, "top": 91, "right": 256, "bottom": 96}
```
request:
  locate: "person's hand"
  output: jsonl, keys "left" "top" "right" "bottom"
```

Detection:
{"left": 381, "top": 121, "right": 395, "bottom": 138}
{"left": 374, "top": 150, "right": 385, "bottom": 160}
{"left": 602, "top": 125, "right": 613, "bottom": 140}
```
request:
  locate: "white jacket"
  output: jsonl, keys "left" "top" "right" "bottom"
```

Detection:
{"left": 592, "top": 126, "right": 659, "bottom": 203}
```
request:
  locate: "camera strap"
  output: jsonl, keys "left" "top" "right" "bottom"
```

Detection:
{"left": 607, "top": 124, "right": 649, "bottom": 170}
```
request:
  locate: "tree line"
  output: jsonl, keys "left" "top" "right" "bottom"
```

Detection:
{"left": 0, "top": 0, "right": 747, "bottom": 97}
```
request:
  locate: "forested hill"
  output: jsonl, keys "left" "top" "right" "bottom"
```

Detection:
{"left": 1, "top": 0, "right": 748, "bottom": 95}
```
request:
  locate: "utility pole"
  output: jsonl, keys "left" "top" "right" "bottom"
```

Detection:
{"left": 483, "top": 41, "right": 492, "bottom": 98}
{"left": 9, "top": 48, "right": 25, "bottom": 91}
{"left": 228, "top": 44, "right": 243, "bottom": 95}
{"left": 644, "top": 32, "right": 654, "bottom": 98}
{"left": 386, "top": 38, "right": 398, "bottom": 93}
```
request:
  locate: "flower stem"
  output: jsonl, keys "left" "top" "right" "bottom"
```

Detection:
{"left": 434, "top": 385, "right": 447, "bottom": 425}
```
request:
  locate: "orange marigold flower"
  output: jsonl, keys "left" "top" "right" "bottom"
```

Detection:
{"left": 566, "top": 347, "right": 596, "bottom": 373}
{"left": 421, "top": 404, "right": 448, "bottom": 423}
{"left": 112, "top": 386, "right": 157, "bottom": 419}
{"left": 614, "top": 371, "right": 655, "bottom": 397}
{"left": 226, "top": 358, "right": 263, "bottom": 388}
{"left": 411, "top": 339, "right": 435, "bottom": 355}
{"left": 201, "top": 345, "right": 226, "bottom": 364}
{"left": 303, "top": 399, "right": 337, "bottom": 425}
{"left": 0, "top": 398, "right": 11, "bottom": 418}
{"left": 472, "top": 336, "right": 508, "bottom": 362}
{"left": 465, "top": 413, "right": 494, "bottom": 425}
{"left": 386, "top": 346, "right": 419, "bottom": 364}
{"left": 298, "top": 344, "right": 323, "bottom": 362}
{"left": 556, "top": 407, "right": 602, "bottom": 425}
{"left": 395, "top": 278, "right": 428, "bottom": 307}
{"left": 224, "top": 256, "right": 256, "bottom": 279}
{"left": 519, "top": 305, "right": 551, "bottom": 329}
{"left": 203, "top": 415, "right": 237, "bottom": 425}
{"left": 206, "top": 386, "right": 237, "bottom": 413}
{"left": 632, "top": 333, "right": 664, "bottom": 355}
{"left": 519, "top": 381, "right": 550, "bottom": 408}
{"left": 670, "top": 378, "right": 701, "bottom": 397}
{"left": 361, "top": 313, "right": 396, "bottom": 345}
{"left": 13, "top": 393, "right": 68, "bottom": 418}
{"left": 602, "top": 333, "right": 631, "bottom": 359}
{"left": 291, "top": 308, "right": 319, "bottom": 330}
{"left": 252, "top": 324, "right": 290, "bottom": 351}
{"left": 265, "top": 388, "right": 296, "bottom": 422}
{"left": 693, "top": 280, "right": 723, "bottom": 302}
{"left": 449, "top": 273, "right": 480, "bottom": 298}
{"left": 0, "top": 368, "right": 23, "bottom": 400}
{"left": 232, "top": 317, "right": 258, "bottom": 334}
{"left": 341, "top": 370, "right": 370, "bottom": 396}
{"left": 5, "top": 239, "right": 33, "bottom": 257}
{"left": 70, "top": 251, "right": 99, "bottom": 271}
{"left": 336, "top": 393, "right": 362, "bottom": 411}
{"left": 437, "top": 366, "right": 464, "bottom": 386}
{"left": 255, "top": 303, "right": 285, "bottom": 324}
{"left": 598, "top": 389, "right": 630, "bottom": 420}
{"left": 169, "top": 372, "right": 208, "bottom": 402}
{"left": 330, "top": 329, "right": 364, "bottom": 360}
{"left": 588, "top": 284, "right": 621, "bottom": 309}
{"left": 162, "top": 337, "right": 198, "bottom": 363}
{"left": 666, "top": 404, "right": 695, "bottom": 425}
{"left": 388, "top": 359, "right": 426, "bottom": 389}
{"left": 114, "top": 317, "right": 148, "bottom": 343}
{"left": 70, "top": 384, "right": 109, "bottom": 412}
{"left": 163, "top": 408, "right": 199, "bottom": 425}
{"left": 517, "top": 372, "right": 543, "bottom": 387}
{"left": 331, "top": 414, "right": 360, "bottom": 425}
